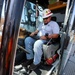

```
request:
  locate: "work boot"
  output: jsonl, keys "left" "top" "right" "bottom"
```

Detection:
{"left": 29, "top": 63, "right": 40, "bottom": 70}
{"left": 22, "top": 59, "right": 33, "bottom": 67}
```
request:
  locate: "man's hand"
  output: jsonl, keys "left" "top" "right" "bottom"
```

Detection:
{"left": 30, "top": 32, "right": 35, "bottom": 36}
{"left": 40, "top": 36, "right": 47, "bottom": 40}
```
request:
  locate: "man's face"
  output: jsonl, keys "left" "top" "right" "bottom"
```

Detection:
{"left": 43, "top": 16, "right": 51, "bottom": 25}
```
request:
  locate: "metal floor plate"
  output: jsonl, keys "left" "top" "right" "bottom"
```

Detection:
{"left": 61, "top": 60, "right": 75, "bottom": 75}
{"left": 61, "top": 42, "right": 75, "bottom": 75}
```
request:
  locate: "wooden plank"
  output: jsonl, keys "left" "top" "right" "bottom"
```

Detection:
{"left": 48, "top": 1, "right": 66, "bottom": 10}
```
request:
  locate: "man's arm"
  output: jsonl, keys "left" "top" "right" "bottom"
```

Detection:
{"left": 40, "top": 34, "right": 59, "bottom": 40}
{"left": 30, "top": 30, "right": 39, "bottom": 36}
{"left": 48, "top": 34, "right": 59, "bottom": 39}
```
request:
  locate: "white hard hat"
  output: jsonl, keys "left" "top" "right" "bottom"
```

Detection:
{"left": 42, "top": 9, "right": 53, "bottom": 18}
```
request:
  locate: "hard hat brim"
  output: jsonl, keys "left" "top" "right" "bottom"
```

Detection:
{"left": 43, "top": 13, "right": 53, "bottom": 19}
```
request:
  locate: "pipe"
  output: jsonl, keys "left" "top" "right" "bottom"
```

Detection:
{"left": 0, "top": 0, "right": 25, "bottom": 75}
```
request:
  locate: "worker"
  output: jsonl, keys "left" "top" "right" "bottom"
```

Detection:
{"left": 24, "top": 9, "right": 60, "bottom": 70}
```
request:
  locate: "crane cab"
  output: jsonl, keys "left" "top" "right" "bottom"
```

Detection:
{"left": 0, "top": 0, "right": 75, "bottom": 75}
